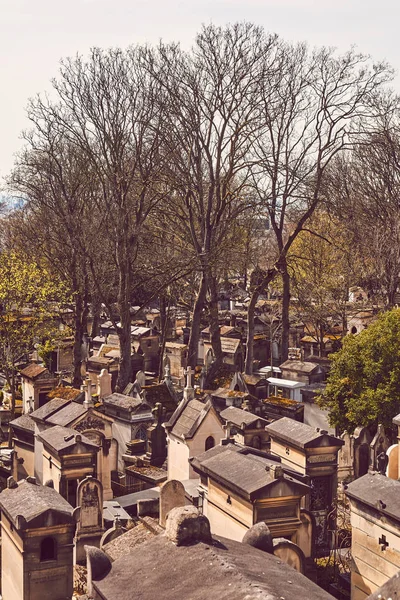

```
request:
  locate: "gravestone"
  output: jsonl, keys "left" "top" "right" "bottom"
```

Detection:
{"left": 386, "top": 444, "right": 398, "bottom": 480}
{"left": 135, "top": 370, "right": 146, "bottom": 390}
{"left": 338, "top": 431, "right": 354, "bottom": 483}
{"left": 74, "top": 475, "right": 104, "bottom": 564}
{"left": 159, "top": 479, "right": 185, "bottom": 527}
{"left": 97, "top": 369, "right": 112, "bottom": 398}
{"left": 353, "top": 426, "right": 372, "bottom": 478}
{"left": 273, "top": 538, "right": 306, "bottom": 573}
{"left": 146, "top": 402, "right": 167, "bottom": 466}
{"left": 369, "top": 424, "right": 390, "bottom": 474}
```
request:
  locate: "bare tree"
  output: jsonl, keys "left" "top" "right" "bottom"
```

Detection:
{"left": 244, "top": 42, "right": 392, "bottom": 373}
{"left": 18, "top": 47, "right": 169, "bottom": 390}
{"left": 327, "top": 122, "right": 400, "bottom": 309}
{"left": 146, "top": 23, "right": 277, "bottom": 368}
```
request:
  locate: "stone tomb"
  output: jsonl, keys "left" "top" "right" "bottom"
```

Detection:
{"left": 0, "top": 477, "right": 76, "bottom": 600}
{"left": 74, "top": 475, "right": 104, "bottom": 563}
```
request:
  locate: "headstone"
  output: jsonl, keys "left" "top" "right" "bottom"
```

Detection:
{"left": 100, "top": 516, "right": 127, "bottom": 549}
{"left": 135, "top": 370, "right": 146, "bottom": 390}
{"left": 159, "top": 479, "right": 185, "bottom": 527}
{"left": 146, "top": 402, "right": 167, "bottom": 466}
{"left": 297, "top": 509, "right": 314, "bottom": 559}
{"left": 338, "top": 431, "right": 354, "bottom": 483}
{"left": 97, "top": 369, "right": 112, "bottom": 398}
{"left": 386, "top": 444, "right": 398, "bottom": 480}
{"left": 353, "top": 426, "right": 372, "bottom": 478}
{"left": 369, "top": 424, "right": 390, "bottom": 474}
{"left": 74, "top": 476, "right": 104, "bottom": 564}
{"left": 272, "top": 538, "right": 306, "bottom": 573}
{"left": 204, "top": 348, "right": 215, "bottom": 373}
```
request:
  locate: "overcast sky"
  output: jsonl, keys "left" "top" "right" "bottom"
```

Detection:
{"left": 1, "top": 0, "right": 399, "bottom": 179}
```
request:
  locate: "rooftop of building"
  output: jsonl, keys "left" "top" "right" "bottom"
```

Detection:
{"left": 266, "top": 417, "right": 343, "bottom": 449}
{"left": 220, "top": 406, "right": 268, "bottom": 429}
{"left": 0, "top": 478, "right": 74, "bottom": 528}
{"left": 346, "top": 472, "right": 400, "bottom": 521}
{"left": 37, "top": 425, "right": 99, "bottom": 454}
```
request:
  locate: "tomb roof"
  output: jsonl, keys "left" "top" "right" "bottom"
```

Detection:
{"left": 279, "top": 360, "right": 322, "bottom": 373}
{"left": 191, "top": 445, "right": 309, "bottom": 500}
{"left": 346, "top": 473, "right": 400, "bottom": 521}
{"left": 103, "top": 393, "right": 143, "bottom": 411}
{"left": 20, "top": 363, "right": 49, "bottom": 380}
{"left": 164, "top": 341, "right": 187, "bottom": 351}
{"left": 141, "top": 381, "right": 177, "bottom": 413}
{"left": 220, "top": 406, "right": 268, "bottom": 428}
{"left": 0, "top": 478, "right": 73, "bottom": 527}
{"left": 37, "top": 425, "right": 99, "bottom": 453}
{"left": 30, "top": 397, "right": 71, "bottom": 422}
{"left": 47, "top": 386, "right": 83, "bottom": 402}
{"left": 266, "top": 417, "right": 343, "bottom": 449}
{"left": 165, "top": 397, "right": 216, "bottom": 439}
{"left": 10, "top": 414, "right": 35, "bottom": 433}
{"left": 46, "top": 401, "right": 87, "bottom": 426}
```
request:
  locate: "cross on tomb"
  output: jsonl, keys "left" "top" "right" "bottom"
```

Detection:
{"left": 184, "top": 366, "right": 194, "bottom": 388}
{"left": 379, "top": 534, "right": 389, "bottom": 551}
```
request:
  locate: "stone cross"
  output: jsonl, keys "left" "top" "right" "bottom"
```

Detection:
{"left": 183, "top": 366, "right": 194, "bottom": 401}
{"left": 185, "top": 366, "right": 193, "bottom": 388}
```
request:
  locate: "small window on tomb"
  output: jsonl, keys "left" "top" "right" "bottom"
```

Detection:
{"left": 135, "top": 426, "right": 147, "bottom": 441}
{"left": 351, "top": 326, "right": 357, "bottom": 334}
{"left": 205, "top": 436, "right": 215, "bottom": 451}
{"left": 40, "top": 537, "right": 57, "bottom": 561}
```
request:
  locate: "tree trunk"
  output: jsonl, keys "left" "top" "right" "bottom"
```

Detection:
{"left": 116, "top": 243, "right": 133, "bottom": 392}
{"left": 245, "top": 290, "right": 258, "bottom": 375}
{"left": 116, "top": 309, "right": 132, "bottom": 392}
{"left": 188, "top": 271, "right": 208, "bottom": 368}
{"left": 208, "top": 275, "right": 223, "bottom": 367}
{"left": 245, "top": 268, "right": 278, "bottom": 375}
{"left": 158, "top": 294, "right": 170, "bottom": 381}
{"left": 72, "top": 291, "right": 84, "bottom": 388}
{"left": 280, "top": 266, "right": 291, "bottom": 363}
{"left": 90, "top": 295, "right": 101, "bottom": 339}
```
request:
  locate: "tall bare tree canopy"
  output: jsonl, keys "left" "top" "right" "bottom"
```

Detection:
{"left": 6, "top": 22, "right": 394, "bottom": 390}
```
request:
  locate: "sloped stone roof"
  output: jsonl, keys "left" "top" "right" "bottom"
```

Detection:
{"left": 103, "top": 393, "right": 143, "bottom": 411}
{"left": 0, "top": 479, "right": 73, "bottom": 527}
{"left": 30, "top": 397, "right": 71, "bottom": 422}
{"left": 38, "top": 425, "right": 99, "bottom": 454}
{"left": 10, "top": 414, "right": 35, "bottom": 433}
{"left": 166, "top": 397, "right": 216, "bottom": 440}
{"left": 220, "top": 406, "right": 268, "bottom": 429}
{"left": 191, "top": 446, "right": 309, "bottom": 500}
{"left": 20, "top": 363, "right": 49, "bottom": 379}
{"left": 46, "top": 402, "right": 87, "bottom": 426}
{"left": 266, "top": 417, "right": 343, "bottom": 449}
